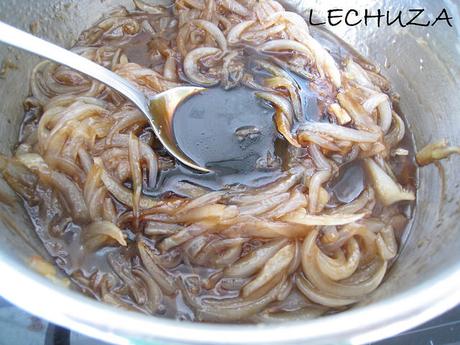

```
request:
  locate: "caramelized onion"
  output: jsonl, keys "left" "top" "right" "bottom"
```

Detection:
{"left": 224, "top": 239, "right": 289, "bottom": 277}
{"left": 180, "top": 276, "right": 284, "bottom": 322}
{"left": 99, "top": 162, "right": 160, "bottom": 209}
{"left": 133, "top": 0, "right": 167, "bottom": 14}
{"left": 4, "top": 0, "right": 418, "bottom": 322}
{"left": 298, "top": 122, "right": 380, "bottom": 144}
{"left": 137, "top": 241, "right": 177, "bottom": 295}
{"left": 192, "top": 20, "right": 228, "bottom": 51}
{"left": 242, "top": 244, "right": 294, "bottom": 297}
{"left": 296, "top": 273, "right": 357, "bottom": 307}
{"left": 128, "top": 133, "right": 142, "bottom": 227}
{"left": 184, "top": 47, "right": 222, "bottom": 86}
{"left": 239, "top": 192, "right": 290, "bottom": 216}
{"left": 258, "top": 39, "right": 313, "bottom": 61}
{"left": 281, "top": 210, "right": 365, "bottom": 226}
{"left": 219, "top": 0, "right": 250, "bottom": 17}
{"left": 302, "top": 229, "right": 387, "bottom": 299}
{"left": 364, "top": 158, "right": 415, "bottom": 206}
{"left": 227, "top": 20, "right": 255, "bottom": 45}
{"left": 263, "top": 189, "right": 308, "bottom": 219}
{"left": 84, "top": 221, "right": 127, "bottom": 250}
{"left": 416, "top": 139, "right": 460, "bottom": 166}
{"left": 222, "top": 216, "right": 315, "bottom": 238}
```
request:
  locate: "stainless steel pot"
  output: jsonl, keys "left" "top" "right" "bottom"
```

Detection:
{"left": 0, "top": 0, "right": 459, "bottom": 344}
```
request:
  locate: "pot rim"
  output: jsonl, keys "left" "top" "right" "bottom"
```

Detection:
{"left": 0, "top": 251, "right": 459, "bottom": 345}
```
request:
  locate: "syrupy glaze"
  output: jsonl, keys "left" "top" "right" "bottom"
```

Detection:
{"left": 11, "top": 4, "right": 418, "bottom": 322}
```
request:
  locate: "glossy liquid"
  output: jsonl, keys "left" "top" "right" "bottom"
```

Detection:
{"left": 16, "top": 16, "right": 418, "bottom": 321}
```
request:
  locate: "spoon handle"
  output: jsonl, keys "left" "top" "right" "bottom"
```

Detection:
{"left": 0, "top": 21, "right": 148, "bottom": 111}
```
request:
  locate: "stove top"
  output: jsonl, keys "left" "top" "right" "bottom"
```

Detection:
{"left": 1, "top": 297, "right": 459, "bottom": 345}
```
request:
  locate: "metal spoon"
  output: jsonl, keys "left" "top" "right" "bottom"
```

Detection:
{"left": 0, "top": 21, "right": 209, "bottom": 173}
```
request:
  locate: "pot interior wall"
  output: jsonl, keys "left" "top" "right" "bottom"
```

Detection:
{"left": 0, "top": 0, "right": 459, "bottom": 333}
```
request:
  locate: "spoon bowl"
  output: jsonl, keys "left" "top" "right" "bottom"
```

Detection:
{"left": 148, "top": 86, "right": 208, "bottom": 172}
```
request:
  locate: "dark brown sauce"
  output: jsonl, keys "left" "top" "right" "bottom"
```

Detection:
{"left": 157, "top": 87, "right": 284, "bottom": 194}
{"left": 149, "top": 56, "right": 327, "bottom": 196}
{"left": 16, "top": 17, "right": 418, "bottom": 321}
{"left": 330, "top": 161, "right": 365, "bottom": 204}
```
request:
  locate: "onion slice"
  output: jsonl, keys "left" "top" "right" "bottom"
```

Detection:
{"left": 258, "top": 39, "right": 313, "bottom": 60}
{"left": 363, "top": 158, "right": 415, "bottom": 206}
{"left": 298, "top": 122, "right": 380, "bottom": 143}
{"left": 83, "top": 221, "right": 127, "bottom": 249}
{"left": 183, "top": 47, "right": 222, "bottom": 86}
{"left": 242, "top": 244, "right": 295, "bottom": 297}
{"left": 224, "top": 239, "right": 289, "bottom": 278}
{"left": 280, "top": 209, "right": 366, "bottom": 226}
{"left": 416, "top": 139, "right": 460, "bottom": 166}
{"left": 227, "top": 20, "right": 255, "bottom": 45}
{"left": 98, "top": 162, "right": 160, "bottom": 210}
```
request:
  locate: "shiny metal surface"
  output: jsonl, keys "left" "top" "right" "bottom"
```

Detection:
{"left": 0, "top": 0, "right": 459, "bottom": 344}
{"left": 0, "top": 21, "right": 208, "bottom": 172}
